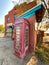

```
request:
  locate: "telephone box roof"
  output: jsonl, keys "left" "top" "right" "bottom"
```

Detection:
{"left": 15, "top": 18, "right": 29, "bottom": 24}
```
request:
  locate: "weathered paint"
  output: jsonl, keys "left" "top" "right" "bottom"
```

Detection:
{"left": 14, "top": 18, "right": 29, "bottom": 59}
{"left": 27, "top": 15, "right": 36, "bottom": 51}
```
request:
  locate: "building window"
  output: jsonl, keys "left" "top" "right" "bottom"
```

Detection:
{"left": 6, "top": 26, "right": 12, "bottom": 37}
{"left": 7, "top": 16, "right": 10, "bottom": 22}
{"left": 25, "top": 26, "right": 29, "bottom": 48}
{"left": 14, "top": 14, "right": 17, "bottom": 21}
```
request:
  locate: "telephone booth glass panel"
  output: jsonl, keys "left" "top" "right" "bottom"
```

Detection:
{"left": 16, "top": 25, "right": 21, "bottom": 51}
{"left": 25, "top": 26, "right": 29, "bottom": 49}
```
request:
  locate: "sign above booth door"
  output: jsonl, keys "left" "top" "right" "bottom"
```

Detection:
{"left": 7, "top": 23, "right": 14, "bottom": 26}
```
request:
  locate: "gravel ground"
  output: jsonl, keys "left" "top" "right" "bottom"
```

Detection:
{"left": 0, "top": 33, "right": 4, "bottom": 37}
{"left": 0, "top": 37, "right": 49, "bottom": 65}
{"left": 0, "top": 38, "right": 33, "bottom": 65}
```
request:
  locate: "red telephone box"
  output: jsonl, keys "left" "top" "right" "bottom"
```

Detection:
{"left": 14, "top": 18, "right": 30, "bottom": 59}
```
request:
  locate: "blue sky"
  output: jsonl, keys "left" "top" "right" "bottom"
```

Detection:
{"left": 0, "top": 0, "right": 14, "bottom": 25}
{"left": 0, "top": 0, "right": 31, "bottom": 25}
{"left": 0, "top": 0, "right": 26, "bottom": 25}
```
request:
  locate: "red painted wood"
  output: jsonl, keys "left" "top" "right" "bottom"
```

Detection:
{"left": 14, "top": 18, "right": 29, "bottom": 59}
{"left": 27, "top": 15, "right": 37, "bottom": 52}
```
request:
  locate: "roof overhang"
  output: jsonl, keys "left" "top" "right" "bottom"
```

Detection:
{"left": 17, "top": 3, "right": 42, "bottom": 19}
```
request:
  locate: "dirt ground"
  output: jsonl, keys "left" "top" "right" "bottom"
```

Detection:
{"left": 0, "top": 32, "right": 4, "bottom": 37}
{"left": 0, "top": 38, "right": 35, "bottom": 65}
{"left": 0, "top": 37, "right": 49, "bottom": 65}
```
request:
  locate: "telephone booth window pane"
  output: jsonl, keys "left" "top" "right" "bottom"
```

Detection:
{"left": 25, "top": 26, "right": 29, "bottom": 48}
{"left": 16, "top": 26, "right": 21, "bottom": 51}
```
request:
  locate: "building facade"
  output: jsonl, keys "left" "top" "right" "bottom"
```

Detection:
{"left": 5, "top": 1, "right": 36, "bottom": 38}
{"left": 5, "top": 0, "right": 44, "bottom": 54}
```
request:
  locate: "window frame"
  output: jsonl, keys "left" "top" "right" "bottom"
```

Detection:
{"left": 14, "top": 14, "right": 17, "bottom": 21}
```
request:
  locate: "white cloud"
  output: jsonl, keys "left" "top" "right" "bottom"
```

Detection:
{"left": 11, "top": 0, "right": 19, "bottom": 3}
{"left": 11, "top": 0, "right": 27, "bottom": 5}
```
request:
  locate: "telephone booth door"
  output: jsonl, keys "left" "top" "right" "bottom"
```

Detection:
{"left": 14, "top": 18, "right": 29, "bottom": 59}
